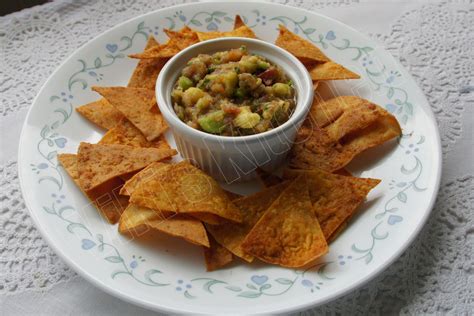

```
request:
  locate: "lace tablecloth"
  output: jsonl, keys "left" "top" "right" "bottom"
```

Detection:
{"left": 1, "top": 0, "right": 472, "bottom": 314}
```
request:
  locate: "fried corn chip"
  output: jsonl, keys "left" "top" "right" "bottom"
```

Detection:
{"left": 241, "top": 176, "right": 328, "bottom": 267}
{"left": 92, "top": 86, "right": 167, "bottom": 141}
{"left": 233, "top": 15, "right": 245, "bottom": 29}
{"left": 119, "top": 204, "right": 210, "bottom": 247}
{"left": 99, "top": 118, "right": 170, "bottom": 150}
{"left": 128, "top": 36, "right": 168, "bottom": 90}
{"left": 203, "top": 234, "right": 233, "bottom": 271}
{"left": 58, "top": 154, "right": 128, "bottom": 223}
{"left": 306, "top": 61, "right": 360, "bottom": 81}
{"left": 130, "top": 162, "right": 242, "bottom": 224}
{"left": 119, "top": 162, "right": 172, "bottom": 196}
{"left": 196, "top": 25, "right": 257, "bottom": 41}
{"left": 283, "top": 168, "right": 380, "bottom": 239}
{"left": 129, "top": 27, "right": 199, "bottom": 59}
{"left": 77, "top": 142, "right": 176, "bottom": 192}
{"left": 76, "top": 98, "right": 125, "bottom": 130}
{"left": 290, "top": 96, "right": 401, "bottom": 171}
{"left": 206, "top": 182, "right": 289, "bottom": 262}
{"left": 275, "top": 25, "right": 330, "bottom": 63}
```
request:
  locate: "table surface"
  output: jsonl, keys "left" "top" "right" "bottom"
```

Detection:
{"left": 1, "top": 0, "right": 473, "bottom": 315}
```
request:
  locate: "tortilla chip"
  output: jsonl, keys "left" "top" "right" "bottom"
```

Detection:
{"left": 206, "top": 182, "right": 289, "bottom": 262}
{"left": 92, "top": 86, "right": 167, "bottom": 141}
{"left": 164, "top": 26, "right": 200, "bottom": 49}
{"left": 129, "top": 27, "right": 199, "bottom": 59}
{"left": 313, "top": 81, "right": 319, "bottom": 91}
{"left": 76, "top": 98, "right": 124, "bottom": 130}
{"left": 130, "top": 162, "right": 242, "bottom": 224}
{"left": 283, "top": 168, "right": 380, "bottom": 239}
{"left": 241, "top": 176, "right": 328, "bottom": 267}
{"left": 203, "top": 234, "right": 233, "bottom": 271}
{"left": 290, "top": 96, "right": 401, "bottom": 171}
{"left": 58, "top": 154, "right": 129, "bottom": 224}
{"left": 77, "top": 142, "right": 176, "bottom": 192}
{"left": 306, "top": 61, "right": 360, "bottom": 81}
{"left": 233, "top": 15, "right": 245, "bottom": 29}
{"left": 275, "top": 25, "right": 329, "bottom": 63}
{"left": 196, "top": 25, "right": 257, "bottom": 41}
{"left": 119, "top": 204, "right": 210, "bottom": 247}
{"left": 128, "top": 36, "right": 168, "bottom": 90}
{"left": 99, "top": 118, "right": 170, "bottom": 150}
{"left": 120, "top": 162, "right": 172, "bottom": 196}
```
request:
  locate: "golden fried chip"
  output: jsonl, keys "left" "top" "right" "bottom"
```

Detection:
{"left": 204, "top": 234, "right": 233, "bottom": 271}
{"left": 283, "top": 168, "right": 380, "bottom": 239}
{"left": 99, "top": 118, "right": 170, "bottom": 150}
{"left": 306, "top": 61, "right": 360, "bottom": 81}
{"left": 58, "top": 154, "right": 129, "bottom": 224}
{"left": 241, "top": 176, "right": 328, "bottom": 267}
{"left": 128, "top": 36, "right": 168, "bottom": 90}
{"left": 164, "top": 26, "right": 200, "bottom": 49}
{"left": 119, "top": 162, "right": 172, "bottom": 196}
{"left": 233, "top": 15, "right": 245, "bottom": 29}
{"left": 77, "top": 142, "right": 176, "bottom": 192}
{"left": 206, "top": 182, "right": 289, "bottom": 262}
{"left": 119, "top": 204, "right": 210, "bottom": 247}
{"left": 76, "top": 98, "right": 125, "bottom": 130}
{"left": 129, "top": 27, "right": 199, "bottom": 59}
{"left": 92, "top": 86, "right": 167, "bottom": 141}
{"left": 196, "top": 25, "right": 257, "bottom": 41}
{"left": 275, "top": 25, "right": 329, "bottom": 63}
{"left": 290, "top": 96, "right": 401, "bottom": 171}
{"left": 313, "top": 81, "right": 319, "bottom": 91}
{"left": 130, "top": 162, "right": 242, "bottom": 224}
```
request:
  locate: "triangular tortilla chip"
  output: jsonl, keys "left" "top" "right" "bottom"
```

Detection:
{"left": 283, "top": 169, "right": 380, "bottom": 239}
{"left": 233, "top": 15, "right": 245, "bottom": 29}
{"left": 58, "top": 154, "right": 129, "bottom": 224}
{"left": 196, "top": 25, "right": 257, "bottom": 41}
{"left": 129, "top": 162, "right": 242, "bottom": 224}
{"left": 92, "top": 86, "right": 167, "bottom": 141}
{"left": 76, "top": 98, "right": 124, "bottom": 130}
{"left": 119, "top": 204, "right": 210, "bottom": 247}
{"left": 290, "top": 96, "right": 401, "bottom": 171}
{"left": 206, "top": 182, "right": 289, "bottom": 262}
{"left": 77, "top": 142, "right": 176, "bottom": 192}
{"left": 241, "top": 176, "right": 328, "bottom": 267}
{"left": 99, "top": 118, "right": 170, "bottom": 150}
{"left": 129, "top": 27, "right": 199, "bottom": 59}
{"left": 308, "top": 96, "right": 389, "bottom": 141}
{"left": 119, "top": 162, "right": 172, "bottom": 196}
{"left": 128, "top": 36, "right": 169, "bottom": 90}
{"left": 275, "top": 25, "right": 330, "bottom": 63}
{"left": 203, "top": 234, "right": 233, "bottom": 272}
{"left": 306, "top": 61, "right": 360, "bottom": 81}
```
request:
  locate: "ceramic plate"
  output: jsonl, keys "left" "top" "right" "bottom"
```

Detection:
{"left": 18, "top": 2, "right": 441, "bottom": 314}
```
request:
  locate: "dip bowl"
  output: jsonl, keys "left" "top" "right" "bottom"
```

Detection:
{"left": 156, "top": 37, "right": 313, "bottom": 182}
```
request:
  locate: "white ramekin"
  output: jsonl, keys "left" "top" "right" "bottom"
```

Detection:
{"left": 156, "top": 37, "right": 313, "bottom": 183}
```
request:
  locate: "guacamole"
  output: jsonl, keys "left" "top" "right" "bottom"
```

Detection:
{"left": 171, "top": 46, "right": 296, "bottom": 136}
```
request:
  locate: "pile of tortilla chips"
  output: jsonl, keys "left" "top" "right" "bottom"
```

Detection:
{"left": 59, "top": 16, "right": 401, "bottom": 271}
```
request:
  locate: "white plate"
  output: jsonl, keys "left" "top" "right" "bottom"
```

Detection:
{"left": 18, "top": 2, "right": 441, "bottom": 314}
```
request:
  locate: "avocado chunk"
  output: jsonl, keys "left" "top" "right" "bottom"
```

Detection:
{"left": 198, "top": 110, "right": 225, "bottom": 134}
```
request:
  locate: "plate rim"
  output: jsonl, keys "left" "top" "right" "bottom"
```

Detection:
{"left": 17, "top": 1, "right": 443, "bottom": 314}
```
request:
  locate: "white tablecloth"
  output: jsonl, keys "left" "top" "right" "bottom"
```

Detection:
{"left": 1, "top": 0, "right": 472, "bottom": 314}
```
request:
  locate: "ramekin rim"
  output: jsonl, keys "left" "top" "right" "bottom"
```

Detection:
{"left": 156, "top": 37, "right": 313, "bottom": 143}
